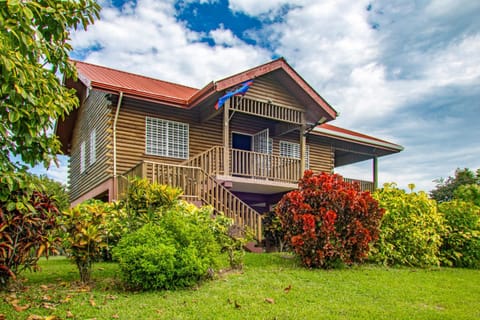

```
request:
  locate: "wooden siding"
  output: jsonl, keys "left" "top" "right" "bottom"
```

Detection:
{"left": 307, "top": 135, "right": 335, "bottom": 174}
{"left": 114, "top": 102, "right": 335, "bottom": 185}
{"left": 115, "top": 99, "right": 223, "bottom": 176}
{"left": 99, "top": 73, "right": 335, "bottom": 186}
{"left": 245, "top": 74, "right": 304, "bottom": 111}
{"left": 69, "top": 90, "right": 112, "bottom": 201}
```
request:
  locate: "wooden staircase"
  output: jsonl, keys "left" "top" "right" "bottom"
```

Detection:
{"left": 118, "top": 158, "right": 263, "bottom": 241}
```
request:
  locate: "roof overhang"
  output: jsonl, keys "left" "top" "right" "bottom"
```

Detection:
{"left": 313, "top": 125, "right": 403, "bottom": 152}
{"left": 310, "top": 124, "right": 403, "bottom": 167}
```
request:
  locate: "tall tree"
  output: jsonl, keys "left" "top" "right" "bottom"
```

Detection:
{"left": 430, "top": 168, "right": 480, "bottom": 203}
{"left": 0, "top": 0, "right": 100, "bottom": 174}
{"left": 0, "top": 0, "right": 100, "bottom": 287}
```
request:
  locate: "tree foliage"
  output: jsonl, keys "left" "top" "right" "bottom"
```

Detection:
{"left": 0, "top": 0, "right": 100, "bottom": 285}
{"left": 0, "top": 0, "right": 100, "bottom": 173}
{"left": 430, "top": 168, "right": 480, "bottom": 203}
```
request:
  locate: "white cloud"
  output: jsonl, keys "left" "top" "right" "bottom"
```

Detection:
{"left": 228, "top": 0, "right": 298, "bottom": 17}
{"left": 209, "top": 25, "right": 244, "bottom": 47}
{"left": 71, "top": 0, "right": 271, "bottom": 88}
{"left": 421, "top": 34, "right": 480, "bottom": 87}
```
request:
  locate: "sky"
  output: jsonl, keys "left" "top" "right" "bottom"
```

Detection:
{"left": 36, "top": 0, "right": 480, "bottom": 192}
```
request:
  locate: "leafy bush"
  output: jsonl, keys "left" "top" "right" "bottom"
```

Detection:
{"left": 276, "top": 171, "right": 384, "bottom": 268}
{"left": 121, "top": 177, "right": 182, "bottom": 230}
{"left": 59, "top": 200, "right": 123, "bottom": 283}
{"left": 438, "top": 200, "right": 480, "bottom": 268}
{"left": 371, "top": 183, "right": 445, "bottom": 267}
{"left": 113, "top": 204, "right": 221, "bottom": 290}
{"left": 263, "top": 210, "right": 287, "bottom": 252}
{"left": 32, "top": 175, "right": 70, "bottom": 212}
{"left": 1, "top": 172, "right": 61, "bottom": 288}
{"left": 213, "top": 214, "right": 253, "bottom": 270}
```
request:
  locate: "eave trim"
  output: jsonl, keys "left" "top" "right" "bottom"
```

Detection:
{"left": 312, "top": 127, "right": 404, "bottom": 152}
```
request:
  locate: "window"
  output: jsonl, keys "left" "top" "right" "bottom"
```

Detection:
{"left": 280, "top": 141, "right": 299, "bottom": 159}
{"left": 279, "top": 141, "right": 310, "bottom": 169}
{"left": 80, "top": 141, "right": 86, "bottom": 173}
{"left": 145, "top": 117, "right": 189, "bottom": 159}
{"left": 89, "top": 129, "right": 96, "bottom": 165}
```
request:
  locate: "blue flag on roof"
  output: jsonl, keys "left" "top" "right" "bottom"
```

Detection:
{"left": 215, "top": 80, "right": 253, "bottom": 110}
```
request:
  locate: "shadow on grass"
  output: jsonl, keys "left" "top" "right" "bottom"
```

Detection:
{"left": 244, "top": 252, "right": 300, "bottom": 269}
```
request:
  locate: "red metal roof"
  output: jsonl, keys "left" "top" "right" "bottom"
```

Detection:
{"left": 72, "top": 60, "right": 198, "bottom": 106}
{"left": 314, "top": 123, "right": 403, "bottom": 151}
{"left": 71, "top": 59, "right": 338, "bottom": 121}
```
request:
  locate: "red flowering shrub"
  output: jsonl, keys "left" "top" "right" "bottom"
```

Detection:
{"left": 276, "top": 171, "right": 384, "bottom": 268}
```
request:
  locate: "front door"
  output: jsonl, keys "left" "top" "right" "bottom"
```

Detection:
{"left": 232, "top": 132, "right": 251, "bottom": 176}
{"left": 232, "top": 132, "right": 252, "bottom": 151}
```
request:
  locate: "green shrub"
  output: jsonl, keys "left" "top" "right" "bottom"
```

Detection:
{"left": 438, "top": 200, "right": 480, "bottom": 268}
{"left": 276, "top": 171, "right": 384, "bottom": 268}
{"left": 59, "top": 200, "right": 122, "bottom": 283}
{"left": 371, "top": 183, "right": 445, "bottom": 267}
{"left": 0, "top": 181, "right": 61, "bottom": 288}
{"left": 213, "top": 214, "right": 253, "bottom": 270}
{"left": 31, "top": 175, "right": 70, "bottom": 212}
{"left": 121, "top": 177, "right": 182, "bottom": 230}
{"left": 113, "top": 204, "right": 221, "bottom": 290}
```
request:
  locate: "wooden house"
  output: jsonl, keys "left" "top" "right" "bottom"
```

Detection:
{"left": 55, "top": 58, "right": 403, "bottom": 240}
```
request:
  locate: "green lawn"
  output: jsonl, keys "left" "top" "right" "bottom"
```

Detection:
{"left": 1, "top": 253, "right": 479, "bottom": 319}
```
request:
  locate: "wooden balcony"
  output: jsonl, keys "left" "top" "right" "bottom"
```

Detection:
{"left": 185, "top": 146, "right": 301, "bottom": 185}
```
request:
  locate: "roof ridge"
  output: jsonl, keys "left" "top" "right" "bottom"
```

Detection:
{"left": 70, "top": 59, "right": 199, "bottom": 91}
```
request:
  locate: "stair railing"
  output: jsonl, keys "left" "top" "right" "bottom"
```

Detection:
{"left": 119, "top": 160, "right": 263, "bottom": 240}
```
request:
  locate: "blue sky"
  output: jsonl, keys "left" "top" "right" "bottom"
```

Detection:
{"left": 36, "top": 0, "right": 480, "bottom": 192}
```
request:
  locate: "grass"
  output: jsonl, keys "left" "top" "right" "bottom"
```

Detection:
{"left": 1, "top": 254, "right": 479, "bottom": 319}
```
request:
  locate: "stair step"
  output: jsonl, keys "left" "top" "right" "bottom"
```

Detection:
{"left": 189, "top": 200, "right": 203, "bottom": 208}
{"left": 244, "top": 241, "right": 263, "bottom": 253}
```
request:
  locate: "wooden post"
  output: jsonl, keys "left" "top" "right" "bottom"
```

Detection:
{"left": 223, "top": 99, "right": 230, "bottom": 176}
{"left": 299, "top": 115, "right": 306, "bottom": 178}
{"left": 373, "top": 156, "right": 378, "bottom": 190}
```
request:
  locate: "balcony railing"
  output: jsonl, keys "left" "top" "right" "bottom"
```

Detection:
{"left": 184, "top": 146, "right": 375, "bottom": 191}
{"left": 343, "top": 178, "right": 375, "bottom": 193}
{"left": 230, "top": 149, "right": 300, "bottom": 183}
{"left": 183, "top": 146, "right": 301, "bottom": 184}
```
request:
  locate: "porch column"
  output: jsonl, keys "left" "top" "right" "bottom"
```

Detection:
{"left": 299, "top": 120, "right": 306, "bottom": 177}
{"left": 223, "top": 99, "right": 230, "bottom": 176}
{"left": 373, "top": 156, "right": 378, "bottom": 190}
